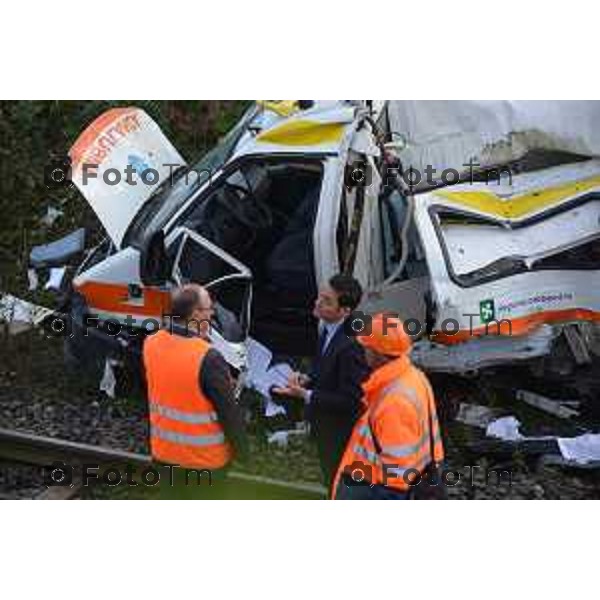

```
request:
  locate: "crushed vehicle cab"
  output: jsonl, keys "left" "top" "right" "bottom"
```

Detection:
{"left": 410, "top": 159, "right": 600, "bottom": 373}
{"left": 63, "top": 100, "right": 600, "bottom": 382}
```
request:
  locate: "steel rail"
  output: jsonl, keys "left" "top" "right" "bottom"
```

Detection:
{"left": 0, "top": 427, "right": 326, "bottom": 497}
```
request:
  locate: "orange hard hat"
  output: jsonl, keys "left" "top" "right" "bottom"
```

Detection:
{"left": 357, "top": 313, "right": 412, "bottom": 357}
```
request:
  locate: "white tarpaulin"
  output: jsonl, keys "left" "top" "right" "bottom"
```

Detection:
{"left": 387, "top": 101, "right": 600, "bottom": 188}
{"left": 69, "top": 107, "right": 186, "bottom": 247}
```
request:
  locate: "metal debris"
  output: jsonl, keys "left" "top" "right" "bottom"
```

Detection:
{"left": 411, "top": 325, "right": 557, "bottom": 374}
{"left": 563, "top": 324, "right": 593, "bottom": 365}
{"left": 516, "top": 390, "right": 580, "bottom": 419}
{"left": 29, "top": 228, "right": 85, "bottom": 268}
{"left": 455, "top": 403, "right": 497, "bottom": 428}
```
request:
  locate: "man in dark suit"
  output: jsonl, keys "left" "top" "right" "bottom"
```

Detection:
{"left": 273, "top": 274, "right": 370, "bottom": 490}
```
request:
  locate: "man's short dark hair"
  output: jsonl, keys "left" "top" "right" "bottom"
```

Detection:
{"left": 171, "top": 288, "right": 200, "bottom": 320}
{"left": 329, "top": 274, "right": 363, "bottom": 311}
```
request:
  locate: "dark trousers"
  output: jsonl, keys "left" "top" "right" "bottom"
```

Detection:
{"left": 334, "top": 475, "right": 409, "bottom": 500}
{"left": 312, "top": 419, "right": 354, "bottom": 492}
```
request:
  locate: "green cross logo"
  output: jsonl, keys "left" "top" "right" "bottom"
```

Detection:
{"left": 479, "top": 299, "right": 495, "bottom": 324}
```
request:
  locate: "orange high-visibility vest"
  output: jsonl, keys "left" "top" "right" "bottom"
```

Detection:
{"left": 331, "top": 356, "right": 444, "bottom": 498}
{"left": 143, "top": 329, "right": 233, "bottom": 470}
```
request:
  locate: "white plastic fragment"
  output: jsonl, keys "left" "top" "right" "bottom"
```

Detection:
{"left": 27, "top": 268, "right": 39, "bottom": 291}
{"left": 44, "top": 267, "right": 66, "bottom": 291}
{"left": 40, "top": 206, "right": 64, "bottom": 227}
{"left": 486, "top": 416, "right": 524, "bottom": 442}
{"left": 267, "top": 426, "right": 308, "bottom": 448}
{"left": 267, "top": 430, "right": 291, "bottom": 448}
{"left": 99, "top": 359, "right": 117, "bottom": 399}
{"left": 485, "top": 415, "right": 558, "bottom": 444}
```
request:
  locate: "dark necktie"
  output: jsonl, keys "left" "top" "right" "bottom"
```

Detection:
{"left": 318, "top": 325, "right": 328, "bottom": 356}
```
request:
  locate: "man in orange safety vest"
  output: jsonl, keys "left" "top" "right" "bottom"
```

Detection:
{"left": 332, "top": 313, "right": 445, "bottom": 500}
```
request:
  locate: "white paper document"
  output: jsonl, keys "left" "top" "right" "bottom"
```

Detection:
{"left": 558, "top": 434, "right": 600, "bottom": 465}
{"left": 486, "top": 415, "right": 562, "bottom": 444}
{"left": 247, "top": 337, "right": 273, "bottom": 376}
{"left": 244, "top": 337, "right": 295, "bottom": 417}
{"left": 267, "top": 363, "right": 294, "bottom": 388}
{"left": 252, "top": 362, "right": 294, "bottom": 400}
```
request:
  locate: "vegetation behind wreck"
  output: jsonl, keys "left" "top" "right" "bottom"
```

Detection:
{"left": 0, "top": 100, "right": 249, "bottom": 296}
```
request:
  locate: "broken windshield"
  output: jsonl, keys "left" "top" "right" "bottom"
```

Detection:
{"left": 123, "top": 104, "right": 259, "bottom": 248}
{"left": 166, "top": 225, "right": 252, "bottom": 344}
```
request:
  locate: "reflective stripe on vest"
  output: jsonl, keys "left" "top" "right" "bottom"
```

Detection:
{"left": 375, "top": 380, "right": 421, "bottom": 421}
{"left": 381, "top": 428, "right": 443, "bottom": 459}
{"left": 143, "top": 330, "right": 233, "bottom": 469}
{"left": 358, "top": 379, "right": 432, "bottom": 466}
{"left": 353, "top": 424, "right": 378, "bottom": 464}
{"left": 354, "top": 444, "right": 379, "bottom": 465}
{"left": 331, "top": 368, "right": 445, "bottom": 498}
{"left": 376, "top": 379, "right": 442, "bottom": 466}
{"left": 150, "top": 426, "right": 225, "bottom": 447}
{"left": 149, "top": 402, "right": 219, "bottom": 424}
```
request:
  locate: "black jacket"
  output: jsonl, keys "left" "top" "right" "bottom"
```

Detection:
{"left": 305, "top": 322, "right": 370, "bottom": 487}
{"left": 199, "top": 349, "right": 248, "bottom": 461}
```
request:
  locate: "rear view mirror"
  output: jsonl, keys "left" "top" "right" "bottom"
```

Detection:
{"left": 140, "top": 229, "right": 171, "bottom": 286}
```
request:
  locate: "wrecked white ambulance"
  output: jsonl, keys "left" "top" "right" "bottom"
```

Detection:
{"left": 63, "top": 100, "right": 600, "bottom": 378}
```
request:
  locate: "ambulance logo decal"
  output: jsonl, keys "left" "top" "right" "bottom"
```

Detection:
{"left": 480, "top": 299, "right": 495, "bottom": 324}
{"left": 128, "top": 154, "right": 151, "bottom": 176}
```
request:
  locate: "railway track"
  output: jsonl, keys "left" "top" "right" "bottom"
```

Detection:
{"left": 0, "top": 426, "right": 150, "bottom": 499}
{"left": 0, "top": 427, "right": 326, "bottom": 499}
